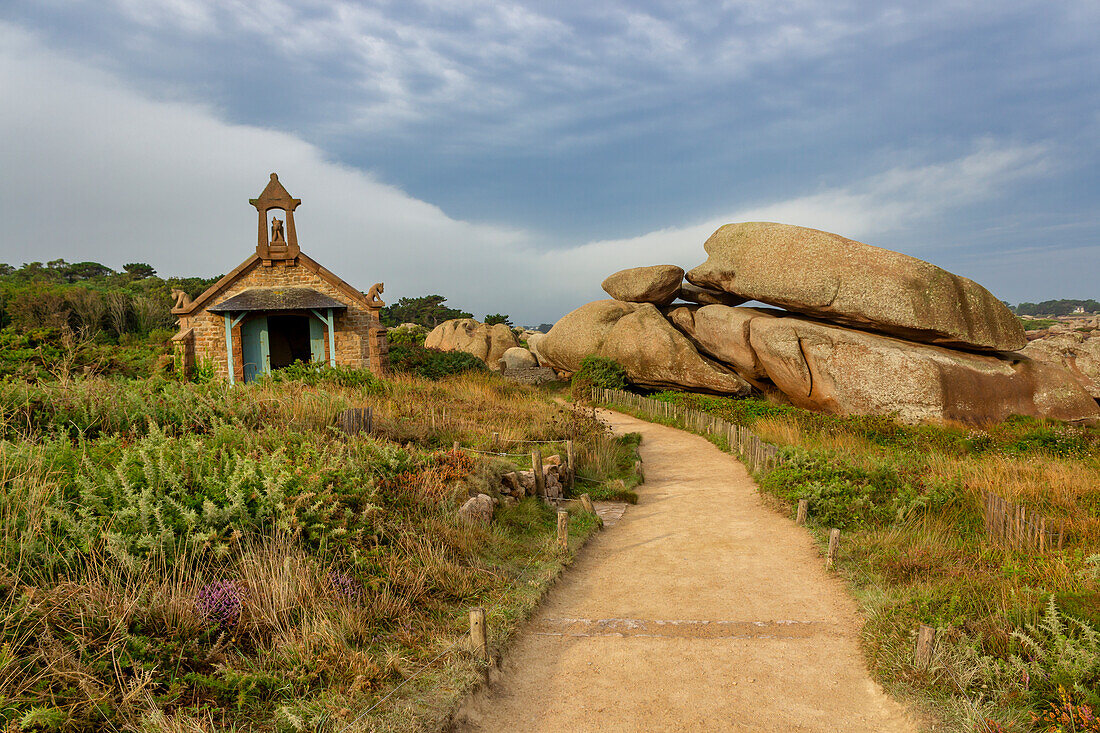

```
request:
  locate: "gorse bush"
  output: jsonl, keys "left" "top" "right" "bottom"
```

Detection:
{"left": 386, "top": 324, "right": 428, "bottom": 345}
{"left": 387, "top": 342, "right": 488, "bottom": 379}
{"left": 573, "top": 355, "right": 628, "bottom": 391}
{"left": 264, "top": 361, "right": 383, "bottom": 390}
{"left": 759, "top": 449, "right": 960, "bottom": 530}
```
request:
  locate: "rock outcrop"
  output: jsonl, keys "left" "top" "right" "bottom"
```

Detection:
{"left": 677, "top": 282, "right": 746, "bottom": 307}
{"left": 539, "top": 300, "right": 751, "bottom": 395}
{"left": 424, "top": 319, "right": 518, "bottom": 370}
{"left": 745, "top": 315, "right": 1098, "bottom": 424}
{"left": 665, "top": 304, "right": 774, "bottom": 382}
{"left": 526, "top": 332, "right": 548, "bottom": 365}
{"left": 515, "top": 221, "right": 1097, "bottom": 425}
{"left": 686, "top": 222, "right": 1025, "bottom": 352}
{"left": 601, "top": 265, "right": 684, "bottom": 306}
{"left": 1022, "top": 330, "right": 1100, "bottom": 399}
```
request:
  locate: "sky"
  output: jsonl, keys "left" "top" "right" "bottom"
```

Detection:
{"left": 1, "top": 0, "right": 1098, "bottom": 326}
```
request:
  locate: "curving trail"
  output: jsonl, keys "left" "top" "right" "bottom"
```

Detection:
{"left": 452, "top": 409, "right": 917, "bottom": 732}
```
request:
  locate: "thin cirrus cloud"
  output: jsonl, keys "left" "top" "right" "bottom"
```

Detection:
{"left": 0, "top": 20, "right": 1061, "bottom": 325}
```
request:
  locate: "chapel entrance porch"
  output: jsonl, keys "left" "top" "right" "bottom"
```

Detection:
{"left": 207, "top": 287, "right": 346, "bottom": 384}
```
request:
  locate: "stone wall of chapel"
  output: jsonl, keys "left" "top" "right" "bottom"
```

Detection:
{"left": 183, "top": 259, "right": 382, "bottom": 380}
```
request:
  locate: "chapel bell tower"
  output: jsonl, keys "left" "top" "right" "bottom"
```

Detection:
{"left": 249, "top": 172, "right": 301, "bottom": 265}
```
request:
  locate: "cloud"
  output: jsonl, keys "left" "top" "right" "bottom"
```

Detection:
{"left": 0, "top": 22, "right": 1069, "bottom": 325}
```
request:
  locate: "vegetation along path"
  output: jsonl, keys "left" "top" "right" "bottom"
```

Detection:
{"left": 454, "top": 408, "right": 917, "bottom": 732}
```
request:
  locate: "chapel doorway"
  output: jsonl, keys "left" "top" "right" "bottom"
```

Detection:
{"left": 267, "top": 314, "right": 313, "bottom": 369}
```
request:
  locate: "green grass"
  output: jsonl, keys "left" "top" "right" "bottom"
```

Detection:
{"left": 1019, "top": 317, "right": 1060, "bottom": 331}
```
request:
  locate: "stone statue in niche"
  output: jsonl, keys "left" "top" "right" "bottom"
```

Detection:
{"left": 366, "top": 282, "right": 385, "bottom": 307}
{"left": 271, "top": 217, "right": 286, "bottom": 243}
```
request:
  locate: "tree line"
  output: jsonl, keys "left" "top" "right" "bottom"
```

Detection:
{"left": 1011, "top": 299, "right": 1100, "bottom": 317}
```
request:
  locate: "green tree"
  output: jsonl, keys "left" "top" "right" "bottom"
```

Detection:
{"left": 536, "top": 323, "right": 554, "bottom": 333}
{"left": 484, "top": 313, "right": 512, "bottom": 326}
{"left": 124, "top": 262, "right": 157, "bottom": 279}
{"left": 379, "top": 295, "right": 472, "bottom": 327}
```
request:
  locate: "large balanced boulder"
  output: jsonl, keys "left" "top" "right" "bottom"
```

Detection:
{"left": 500, "top": 346, "right": 538, "bottom": 371}
{"left": 424, "top": 319, "right": 518, "bottom": 371}
{"left": 1022, "top": 330, "right": 1100, "bottom": 399}
{"left": 745, "top": 316, "right": 1098, "bottom": 424}
{"left": 539, "top": 300, "right": 751, "bottom": 395}
{"left": 601, "top": 265, "right": 684, "bottom": 306}
{"left": 686, "top": 222, "right": 1025, "bottom": 352}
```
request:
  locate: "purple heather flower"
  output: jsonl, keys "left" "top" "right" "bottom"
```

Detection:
{"left": 196, "top": 580, "right": 246, "bottom": 630}
{"left": 328, "top": 570, "right": 363, "bottom": 603}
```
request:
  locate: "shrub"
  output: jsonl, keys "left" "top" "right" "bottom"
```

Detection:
{"left": 572, "top": 356, "right": 628, "bottom": 391}
{"left": 266, "top": 361, "right": 382, "bottom": 390}
{"left": 387, "top": 324, "right": 428, "bottom": 346}
{"left": 387, "top": 343, "right": 487, "bottom": 379}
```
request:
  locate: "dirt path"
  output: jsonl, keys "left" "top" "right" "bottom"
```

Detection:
{"left": 452, "top": 409, "right": 917, "bottom": 732}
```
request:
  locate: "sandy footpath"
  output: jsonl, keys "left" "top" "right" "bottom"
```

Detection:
{"left": 452, "top": 409, "right": 916, "bottom": 732}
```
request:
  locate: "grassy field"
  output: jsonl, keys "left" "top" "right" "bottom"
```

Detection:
{"left": 0, "top": 369, "right": 640, "bottom": 732}
{"left": 600, "top": 390, "right": 1100, "bottom": 733}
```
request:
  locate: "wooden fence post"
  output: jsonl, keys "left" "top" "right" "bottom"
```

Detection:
{"left": 796, "top": 499, "right": 808, "bottom": 526}
{"left": 532, "top": 448, "right": 545, "bottom": 496}
{"left": 453, "top": 441, "right": 460, "bottom": 453}
{"left": 491, "top": 432, "right": 499, "bottom": 451}
{"left": 469, "top": 607, "right": 489, "bottom": 671}
{"left": 557, "top": 510, "right": 569, "bottom": 552}
{"left": 826, "top": 528, "right": 841, "bottom": 570}
{"left": 915, "top": 624, "right": 936, "bottom": 669}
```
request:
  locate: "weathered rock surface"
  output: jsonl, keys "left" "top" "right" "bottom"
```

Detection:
{"left": 601, "top": 265, "right": 684, "bottom": 306}
{"left": 686, "top": 222, "right": 1025, "bottom": 352}
{"left": 526, "top": 332, "right": 548, "bottom": 365}
{"left": 501, "top": 346, "right": 538, "bottom": 371}
{"left": 539, "top": 300, "right": 751, "bottom": 395}
{"left": 677, "top": 281, "right": 746, "bottom": 307}
{"left": 1022, "top": 330, "right": 1100, "bottom": 399}
{"left": 745, "top": 316, "right": 1099, "bottom": 424}
{"left": 425, "top": 319, "right": 519, "bottom": 370}
{"left": 666, "top": 304, "right": 774, "bottom": 381}
{"left": 459, "top": 494, "right": 496, "bottom": 525}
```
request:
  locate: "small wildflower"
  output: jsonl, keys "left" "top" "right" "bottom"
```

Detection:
{"left": 195, "top": 580, "right": 246, "bottom": 630}
{"left": 328, "top": 570, "right": 363, "bottom": 604}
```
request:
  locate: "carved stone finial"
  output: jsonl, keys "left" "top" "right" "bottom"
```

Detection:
{"left": 171, "top": 288, "right": 193, "bottom": 312}
{"left": 366, "top": 282, "right": 385, "bottom": 307}
{"left": 271, "top": 217, "right": 285, "bottom": 243}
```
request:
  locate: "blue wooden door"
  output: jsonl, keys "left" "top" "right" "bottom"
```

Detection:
{"left": 241, "top": 316, "right": 269, "bottom": 382}
{"left": 309, "top": 315, "right": 325, "bottom": 363}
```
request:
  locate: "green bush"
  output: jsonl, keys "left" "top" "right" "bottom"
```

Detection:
{"left": 265, "top": 361, "right": 383, "bottom": 390}
{"left": 386, "top": 324, "right": 428, "bottom": 346}
{"left": 572, "top": 355, "right": 628, "bottom": 390}
{"left": 758, "top": 450, "right": 958, "bottom": 529}
{"left": 387, "top": 343, "right": 487, "bottom": 380}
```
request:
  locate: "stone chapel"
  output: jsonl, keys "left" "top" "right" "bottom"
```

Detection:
{"left": 171, "top": 174, "right": 387, "bottom": 382}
